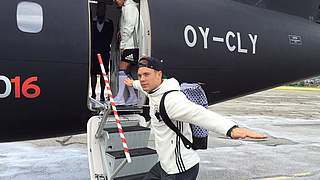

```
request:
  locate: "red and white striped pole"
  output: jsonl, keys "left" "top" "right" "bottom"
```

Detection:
{"left": 97, "top": 53, "right": 132, "bottom": 163}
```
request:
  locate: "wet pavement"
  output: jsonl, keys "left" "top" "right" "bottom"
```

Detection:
{"left": 1, "top": 88, "right": 320, "bottom": 180}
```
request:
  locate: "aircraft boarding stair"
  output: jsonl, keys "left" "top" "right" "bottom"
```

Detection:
{"left": 87, "top": 98, "right": 158, "bottom": 180}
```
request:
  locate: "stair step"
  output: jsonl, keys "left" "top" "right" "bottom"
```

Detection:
{"left": 105, "top": 148, "right": 158, "bottom": 178}
{"left": 104, "top": 126, "right": 150, "bottom": 133}
{"left": 105, "top": 120, "right": 140, "bottom": 129}
{"left": 104, "top": 114, "right": 144, "bottom": 129}
{"left": 114, "top": 172, "right": 148, "bottom": 180}
{"left": 105, "top": 126, "right": 151, "bottom": 151}
{"left": 107, "top": 147, "right": 156, "bottom": 159}
{"left": 115, "top": 105, "right": 144, "bottom": 114}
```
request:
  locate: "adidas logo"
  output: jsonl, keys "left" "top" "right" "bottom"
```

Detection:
{"left": 125, "top": 54, "right": 134, "bottom": 61}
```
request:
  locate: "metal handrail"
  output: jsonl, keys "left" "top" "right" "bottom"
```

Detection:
{"left": 95, "top": 102, "right": 111, "bottom": 139}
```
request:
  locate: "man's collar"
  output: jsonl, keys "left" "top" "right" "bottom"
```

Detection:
{"left": 148, "top": 80, "right": 163, "bottom": 94}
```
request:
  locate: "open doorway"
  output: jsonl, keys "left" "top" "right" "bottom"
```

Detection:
{"left": 88, "top": 0, "right": 150, "bottom": 111}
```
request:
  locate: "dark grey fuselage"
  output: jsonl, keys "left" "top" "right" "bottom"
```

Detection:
{"left": 1, "top": 0, "right": 320, "bottom": 141}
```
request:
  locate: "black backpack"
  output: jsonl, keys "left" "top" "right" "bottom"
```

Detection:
{"left": 159, "top": 88, "right": 208, "bottom": 150}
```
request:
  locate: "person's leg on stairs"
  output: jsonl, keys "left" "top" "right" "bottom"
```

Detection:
{"left": 100, "top": 75, "right": 106, "bottom": 102}
{"left": 91, "top": 75, "right": 97, "bottom": 99}
{"left": 114, "top": 70, "right": 127, "bottom": 105}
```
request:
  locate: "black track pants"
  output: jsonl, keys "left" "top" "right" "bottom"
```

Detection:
{"left": 143, "top": 162, "right": 199, "bottom": 180}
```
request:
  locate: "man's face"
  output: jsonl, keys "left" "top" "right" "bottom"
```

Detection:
{"left": 115, "top": 0, "right": 124, "bottom": 7}
{"left": 138, "top": 67, "right": 162, "bottom": 93}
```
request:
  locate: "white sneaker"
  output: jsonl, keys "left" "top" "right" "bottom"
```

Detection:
{"left": 114, "top": 96, "right": 125, "bottom": 106}
{"left": 125, "top": 95, "right": 138, "bottom": 105}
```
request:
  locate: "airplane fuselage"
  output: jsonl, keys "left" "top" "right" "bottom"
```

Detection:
{"left": 1, "top": 0, "right": 320, "bottom": 142}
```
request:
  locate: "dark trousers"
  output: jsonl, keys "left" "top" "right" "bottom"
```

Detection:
{"left": 143, "top": 162, "right": 199, "bottom": 180}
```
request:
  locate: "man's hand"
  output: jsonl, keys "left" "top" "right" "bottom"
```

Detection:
{"left": 124, "top": 78, "right": 134, "bottom": 87}
{"left": 231, "top": 127, "right": 267, "bottom": 139}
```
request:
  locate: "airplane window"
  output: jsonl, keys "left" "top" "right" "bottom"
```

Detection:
{"left": 16, "top": 1, "right": 43, "bottom": 33}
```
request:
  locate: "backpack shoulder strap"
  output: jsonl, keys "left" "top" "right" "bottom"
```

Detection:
{"left": 159, "top": 90, "right": 193, "bottom": 149}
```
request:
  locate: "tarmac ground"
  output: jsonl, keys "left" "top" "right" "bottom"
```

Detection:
{"left": 1, "top": 88, "right": 320, "bottom": 180}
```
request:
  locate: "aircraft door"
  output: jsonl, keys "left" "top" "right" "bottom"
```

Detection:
{"left": 139, "top": 0, "right": 151, "bottom": 57}
{"left": 89, "top": 0, "right": 150, "bottom": 107}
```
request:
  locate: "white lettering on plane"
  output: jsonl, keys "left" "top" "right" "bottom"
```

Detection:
{"left": 0, "top": 75, "right": 11, "bottom": 98}
{"left": 184, "top": 25, "right": 258, "bottom": 55}
{"left": 198, "top": 27, "right": 210, "bottom": 49}
{"left": 184, "top": 25, "right": 197, "bottom": 48}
